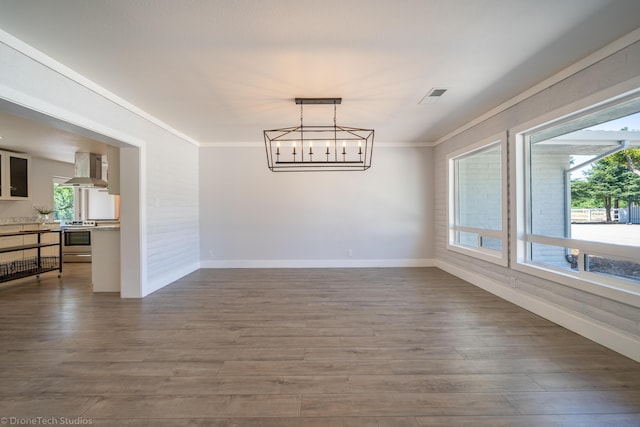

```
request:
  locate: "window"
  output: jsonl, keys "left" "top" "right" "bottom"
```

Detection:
{"left": 448, "top": 134, "right": 508, "bottom": 265}
{"left": 519, "top": 93, "right": 640, "bottom": 291}
{"left": 53, "top": 178, "right": 74, "bottom": 222}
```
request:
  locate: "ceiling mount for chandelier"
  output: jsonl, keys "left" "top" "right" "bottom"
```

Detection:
{"left": 264, "top": 98, "right": 374, "bottom": 172}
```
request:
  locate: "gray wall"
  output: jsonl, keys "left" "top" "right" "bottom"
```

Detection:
{"left": 199, "top": 145, "right": 434, "bottom": 266}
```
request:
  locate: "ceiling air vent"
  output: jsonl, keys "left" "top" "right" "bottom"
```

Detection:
{"left": 419, "top": 88, "right": 447, "bottom": 104}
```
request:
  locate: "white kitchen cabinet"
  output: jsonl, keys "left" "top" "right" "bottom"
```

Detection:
{"left": 79, "top": 187, "right": 118, "bottom": 220}
{"left": 0, "top": 225, "right": 24, "bottom": 263}
{"left": 0, "top": 224, "right": 60, "bottom": 264}
{"left": 0, "top": 150, "right": 31, "bottom": 200}
{"left": 91, "top": 228, "right": 120, "bottom": 292}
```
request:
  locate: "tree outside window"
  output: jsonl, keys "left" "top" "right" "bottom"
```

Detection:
{"left": 572, "top": 148, "right": 640, "bottom": 221}
{"left": 524, "top": 100, "right": 640, "bottom": 285}
{"left": 53, "top": 182, "right": 74, "bottom": 222}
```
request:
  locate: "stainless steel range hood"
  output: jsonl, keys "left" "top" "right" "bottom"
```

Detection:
{"left": 64, "top": 152, "right": 107, "bottom": 187}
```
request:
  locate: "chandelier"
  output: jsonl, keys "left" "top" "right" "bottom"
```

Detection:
{"left": 264, "top": 98, "right": 374, "bottom": 172}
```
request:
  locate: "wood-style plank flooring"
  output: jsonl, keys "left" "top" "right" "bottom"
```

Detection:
{"left": 1, "top": 265, "right": 639, "bottom": 426}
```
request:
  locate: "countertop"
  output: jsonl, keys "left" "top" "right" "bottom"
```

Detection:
{"left": 90, "top": 226, "right": 120, "bottom": 231}
{"left": 0, "top": 220, "right": 45, "bottom": 226}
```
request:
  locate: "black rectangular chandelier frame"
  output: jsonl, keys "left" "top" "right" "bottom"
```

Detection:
{"left": 264, "top": 98, "right": 374, "bottom": 172}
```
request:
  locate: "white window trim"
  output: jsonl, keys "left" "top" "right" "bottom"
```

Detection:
{"left": 447, "top": 132, "right": 508, "bottom": 266}
{"left": 511, "top": 88, "right": 640, "bottom": 308}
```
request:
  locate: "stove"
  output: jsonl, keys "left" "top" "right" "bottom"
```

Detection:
{"left": 61, "top": 221, "right": 96, "bottom": 262}
{"left": 63, "top": 220, "right": 97, "bottom": 228}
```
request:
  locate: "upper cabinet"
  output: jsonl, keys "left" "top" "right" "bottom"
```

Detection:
{"left": 0, "top": 151, "right": 31, "bottom": 200}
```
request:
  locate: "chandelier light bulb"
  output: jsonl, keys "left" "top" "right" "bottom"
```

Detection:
{"left": 292, "top": 141, "right": 297, "bottom": 155}
{"left": 342, "top": 141, "right": 347, "bottom": 155}
{"left": 309, "top": 141, "right": 313, "bottom": 155}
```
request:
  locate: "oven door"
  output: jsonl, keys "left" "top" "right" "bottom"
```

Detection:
{"left": 64, "top": 229, "right": 91, "bottom": 246}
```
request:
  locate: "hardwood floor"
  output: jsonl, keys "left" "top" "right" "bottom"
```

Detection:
{"left": 0, "top": 265, "right": 639, "bottom": 426}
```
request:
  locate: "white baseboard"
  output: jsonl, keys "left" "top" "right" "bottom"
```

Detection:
{"left": 436, "top": 259, "right": 640, "bottom": 363}
{"left": 199, "top": 258, "right": 436, "bottom": 269}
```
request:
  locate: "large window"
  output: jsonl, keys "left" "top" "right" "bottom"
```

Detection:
{"left": 519, "top": 93, "right": 640, "bottom": 292}
{"left": 448, "top": 134, "right": 507, "bottom": 265}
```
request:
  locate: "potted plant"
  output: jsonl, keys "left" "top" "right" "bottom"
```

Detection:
{"left": 34, "top": 206, "right": 54, "bottom": 226}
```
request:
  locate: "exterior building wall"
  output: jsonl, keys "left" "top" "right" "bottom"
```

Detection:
{"left": 530, "top": 152, "right": 570, "bottom": 267}
{"left": 457, "top": 148, "right": 502, "bottom": 228}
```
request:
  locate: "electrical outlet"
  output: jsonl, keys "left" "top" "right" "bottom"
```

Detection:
{"left": 209, "top": 250, "right": 214, "bottom": 258}
{"left": 348, "top": 249, "right": 353, "bottom": 257}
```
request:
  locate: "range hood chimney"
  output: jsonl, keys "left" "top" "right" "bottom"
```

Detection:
{"left": 64, "top": 152, "right": 107, "bottom": 187}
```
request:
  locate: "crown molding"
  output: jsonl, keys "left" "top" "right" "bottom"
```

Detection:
{"left": 199, "top": 141, "right": 435, "bottom": 148}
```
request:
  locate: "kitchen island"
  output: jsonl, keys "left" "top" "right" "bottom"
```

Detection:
{"left": 91, "top": 227, "right": 120, "bottom": 293}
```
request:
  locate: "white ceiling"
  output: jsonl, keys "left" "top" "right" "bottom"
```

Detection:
{"left": 0, "top": 0, "right": 640, "bottom": 162}
{"left": 0, "top": 104, "right": 110, "bottom": 163}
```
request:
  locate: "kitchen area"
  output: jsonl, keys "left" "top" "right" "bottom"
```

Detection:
{"left": 59, "top": 151, "right": 122, "bottom": 293}
{"left": 62, "top": 217, "right": 121, "bottom": 292}
{"left": 0, "top": 112, "right": 122, "bottom": 294}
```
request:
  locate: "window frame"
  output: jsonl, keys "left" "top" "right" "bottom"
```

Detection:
{"left": 447, "top": 132, "right": 508, "bottom": 266}
{"left": 512, "top": 90, "right": 640, "bottom": 308}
